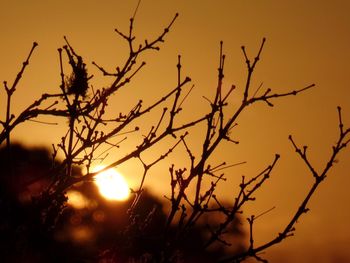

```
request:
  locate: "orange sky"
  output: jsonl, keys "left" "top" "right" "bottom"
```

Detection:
{"left": 1, "top": 1, "right": 350, "bottom": 262}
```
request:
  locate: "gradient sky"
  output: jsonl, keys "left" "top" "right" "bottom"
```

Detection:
{"left": 1, "top": 1, "right": 350, "bottom": 262}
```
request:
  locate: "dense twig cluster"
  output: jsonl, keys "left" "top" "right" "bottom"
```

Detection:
{"left": 1, "top": 12, "right": 349, "bottom": 263}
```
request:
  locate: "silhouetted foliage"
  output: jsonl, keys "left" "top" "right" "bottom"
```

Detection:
{"left": 0, "top": 8, "right": 349, "bottom": 263}
{"left": 0, "top": 144, "right": 244, "bottom": 262}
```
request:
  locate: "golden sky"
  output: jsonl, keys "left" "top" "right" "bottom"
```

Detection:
{"left": 1, "top": 1, "right": 350, "bottom": 262}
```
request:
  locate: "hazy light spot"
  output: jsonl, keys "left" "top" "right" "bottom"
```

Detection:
{"left": 71, "top": 226, "right": 93, "bottom": 243}
{"left": 67, "top": 190, "right": 91, "bottom": 209}
{"left": 92, "top": 210, "right": 106, "bottom": 222}
{"left": 69, "top": 212, "right": 83, "bottom": 225}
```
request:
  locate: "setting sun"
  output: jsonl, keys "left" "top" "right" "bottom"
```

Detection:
{"left": 93, "top": 167, "right": 130, "bottom": 201}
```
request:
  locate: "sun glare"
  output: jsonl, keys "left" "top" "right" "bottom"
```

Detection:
{"left": 93, "top": 166, "right": 130, "bottom": 201}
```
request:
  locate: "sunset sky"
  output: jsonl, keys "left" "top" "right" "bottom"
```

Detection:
{"left": 1, "top": 1, "right": 350, "bottom": 262}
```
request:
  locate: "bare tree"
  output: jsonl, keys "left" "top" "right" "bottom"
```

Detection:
{"left": 0, "top": 12, "right": 349, "bottom": 263}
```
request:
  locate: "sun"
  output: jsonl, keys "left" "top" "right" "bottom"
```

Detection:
{"left": 93, "top": 166, "right": 130, "bottom": 201}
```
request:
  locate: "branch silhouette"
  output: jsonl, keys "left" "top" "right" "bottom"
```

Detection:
{"left": 0, "top": 11, "right": 348, "bottom": 263}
